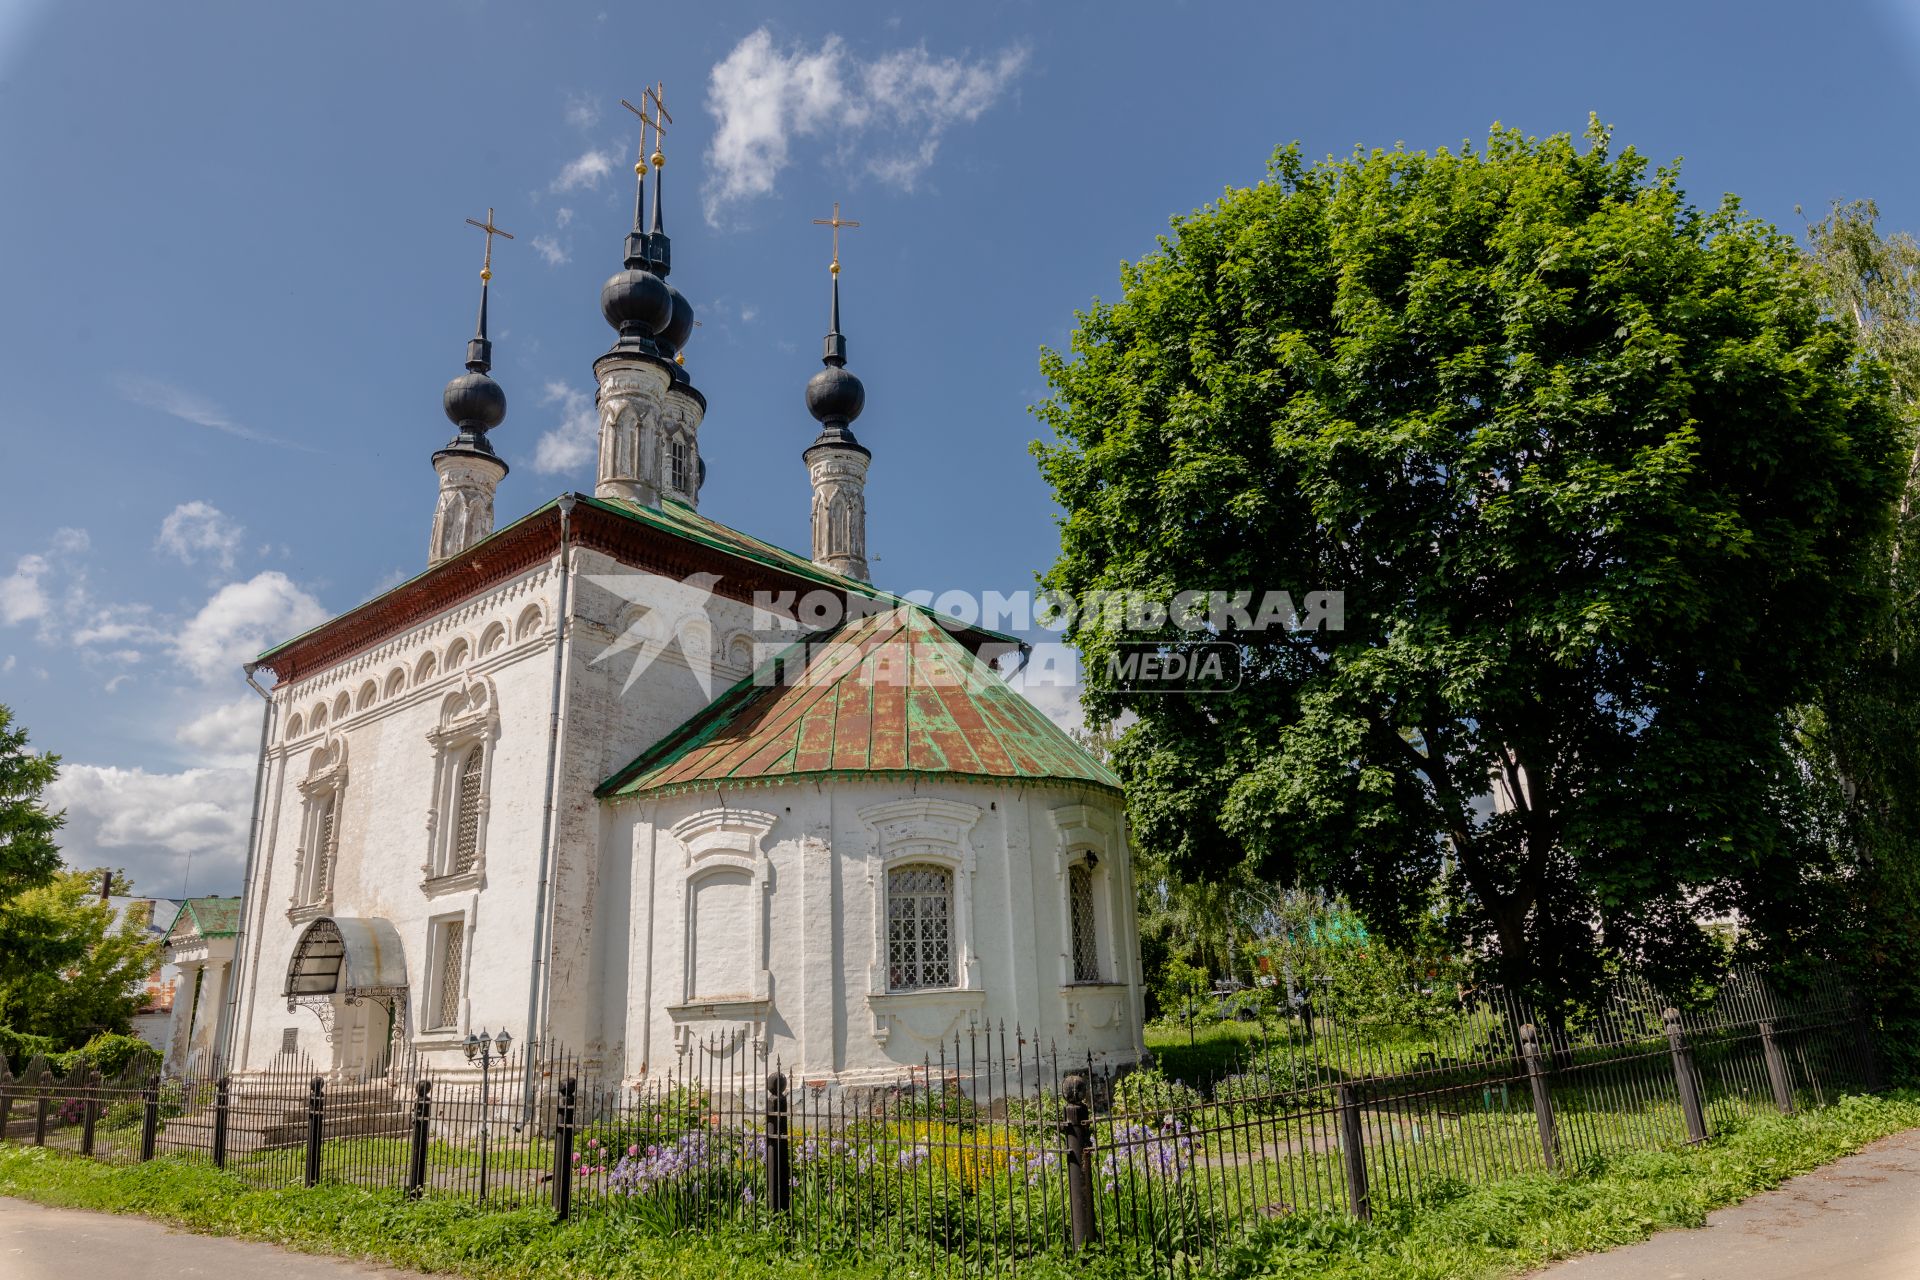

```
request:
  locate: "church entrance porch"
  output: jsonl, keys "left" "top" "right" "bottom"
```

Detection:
{"left": 284, "top": 917, "right": 410, "bottom": 1081}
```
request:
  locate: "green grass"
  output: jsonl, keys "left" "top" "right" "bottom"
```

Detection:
{"left": 0, "top": 1092, "right": 1914, "bottom": 1279}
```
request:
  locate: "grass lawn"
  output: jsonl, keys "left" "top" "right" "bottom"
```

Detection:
{"left": 1, "top": 1091, "right": 1914, "bottom": 1279}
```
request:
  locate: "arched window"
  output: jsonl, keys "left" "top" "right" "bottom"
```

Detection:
{"left": 451, "top": 747, "right": 484, "bottom": 874}
{"left": 1068, "top": 861, "right": 1100, "bottom": 983}
{"left": 886, "top": 864, "right": 954, "bottom": 991}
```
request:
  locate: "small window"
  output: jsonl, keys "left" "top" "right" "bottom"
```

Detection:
{"left": 887, "top": 864, "right": 954, "bottom": 991}
{"left": 280, "top": 1027, "right": 299, "bottom": 1057}
{"left": 301, "top": 790, "right": 339, "bottom": 905}
{"left": 431, "top": 921, "right": 465, "bottom": 1031}
{"left": 670, "top": 439, "right": 690, "bottom": 494}
{"left": 451, "top": 748, "right": 484, "bottom": 874}
{"left": 1069, "top": 862, "right": 1100, "bottom": 983}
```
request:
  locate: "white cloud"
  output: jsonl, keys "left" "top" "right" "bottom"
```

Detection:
{"left": 173, "top": 571, "right": 329, "bottom": 683}
{"left": 114, "top": 375, "right": 314, "bottom": 452}
{"left": 531, "top": 234, "right": 570, "bottom": 266}
{"left": 1, "top": 527, "right": 90, "bottom": 631}
{"left": 740, "top": 304, "right": 759, "bottom": 323}
{"left": 704, "top": 29, "right": 1028, "bottom": 220}
{"left": 563, "top": 93, "right": 600, "bottom": 129}
{"left": 72, "top": 603, "right": 167, "bottom": 651}
{"left": 1, "top": 655, "right": 13, "bottom": 673}
{"left": 0, "top": 553, "right": 50, "bottom": 626}
{"left": 48, "top": 763, "right": 254, "bottom": 897}
{"left": 555, "top": 207, "right": 574, "bottom": 228}
{"left": 156, "top": 500, "right": 246, "bottom": 570}
{"left": 552, "top": 148, "right": 615, "bottom": 193}
{"left": 177, "top": 696, "right": 265, "bottom": 766}
{"left": 532, "top": 382, "right": 598, "bottom": 474}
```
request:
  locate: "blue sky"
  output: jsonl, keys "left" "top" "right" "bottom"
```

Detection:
{"left": 3, "top": 0, "right": 1918, "bottom": 898}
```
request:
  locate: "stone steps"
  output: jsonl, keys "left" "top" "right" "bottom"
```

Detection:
{"left": 163, "top": 1081, "right": 412, "bottom": 1153}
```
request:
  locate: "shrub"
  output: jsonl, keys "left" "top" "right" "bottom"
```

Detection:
{"left": 1112, "top": 1064, "right": 1202, "bottom": 1117}
{"left": 0, "top": 1027, "right": 54, "bottom": 1073}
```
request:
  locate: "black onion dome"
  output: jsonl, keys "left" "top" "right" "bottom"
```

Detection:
{"left": 444, "top": 370, "right": 507, "bottom": 432}
{"left": 659, "top": 284, "right": 695, "bottom": 356}
{"left": 806, "top": 365, "right": 865, "bottom": 426}
{"left": 601, "top": 268, "right": 672, "bottom": 336}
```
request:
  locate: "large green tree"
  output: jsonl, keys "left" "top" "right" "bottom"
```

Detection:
{"left": 0, "top": 869, "right": 161, "bottom": 1046}
{"left": 1797, "top": 201, "right": 1920, "bottom": 1078}
{"left": 1033, "top": 123, "right": 1904, "bottom": 1008}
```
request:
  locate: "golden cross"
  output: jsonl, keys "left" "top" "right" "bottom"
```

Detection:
{"left": 644, "top": 82, "right": 672, "bottom": 168}
{"left": 619, "top": 96, "right": 651, "bottom": 176}
{"left": 464, "top": 207, "right": 514, "bottom": 282}
{"left": 812, "top": 202, "right": 861, "bottom": 275}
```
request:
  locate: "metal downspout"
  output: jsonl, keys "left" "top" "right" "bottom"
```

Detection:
{"left": 523, "top": 495, "right": 576, "bottom": 1095}
{"left": 215, "top": 662, "right": 277, "bottom": 1070}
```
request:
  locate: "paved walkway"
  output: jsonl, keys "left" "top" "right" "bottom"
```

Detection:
{"left": 1530, "top": 1126, "right": 1920, "bottom": 1280}
{"left": 0, "top": 1197, "right": 425, "bottom": 1280}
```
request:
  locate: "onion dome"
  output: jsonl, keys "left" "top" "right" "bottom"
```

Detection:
{"left": 600, "top": 129, "right": 672, "bottom": 359}
{"left": 805, "top": 269, "right": 867, "bottom": 453}
{"left": 437, "top": 246, "right": 508, "bottom": 468}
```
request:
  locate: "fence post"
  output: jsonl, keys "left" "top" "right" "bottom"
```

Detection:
{"left": 406, "top": 1078, "right": 432, "bottom": 1200}
{"left": 767, "top": 1070, "right": 791, "bottom": 1215}
{"left": 1059, "top": 1071, "right": 1098, "bottom": 1251}
{"left": 211, "top": 1075, "right": 231, "bottom": 1168}
{"left": 139, "top": 1082, "right": 159, "bottom": 1161}
{"left": 1337, "top": 1081, "right": 1372, "bottom": 1220}
{"left": 303, "top": 1076, "right": 324, "bottom": 1187}
{"left": 551, "top": 1078, "right": 575, "bottom": 1221}
{"left": 1856, "top": 1016, "right": 1886, "bottom": 1092}
{"left": 1663, "top": 1008, "right": 1708, "bottom": 1144}
{"left": 32, "top": 1083, "right": 49, "bottom": 1147}
{"left": 1519, "top": 1025, "right": 1560, "bottom": 1171}
{"left": 79, "top": 1069, "right": 99, "bottom": 1157}
{"left": 1758, "top": 1021, "right": 1794, "bottom": 1115}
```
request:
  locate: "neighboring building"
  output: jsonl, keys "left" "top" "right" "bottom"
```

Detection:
{"left": 217, "top": 131, "right": 1143, "bottom": 1087}
{"left": 105, "top": 894, "right": 186, "bottom": 1052}
{"left": 159, "top": 897, "right": 241, "bottom": 1073}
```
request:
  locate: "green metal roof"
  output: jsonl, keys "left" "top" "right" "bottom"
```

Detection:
{"left": 257, "top": 493, "right": 1022, "bottom": 663}
{"left": 599, "top": 606, "right": 1119, "bottom": 799}
{"left": 162, "top": 896, "right": 242, "bottom": 941}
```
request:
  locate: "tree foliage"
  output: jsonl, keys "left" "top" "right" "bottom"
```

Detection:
{"left": 1034, "top": 123, "right": 1904, "bottom": 1008}
{"left": 1797, "top": 200, "right": 1920, "bottom": 1080}
{"left": 0, "top": 870, "right": 161, "bottom": 1048}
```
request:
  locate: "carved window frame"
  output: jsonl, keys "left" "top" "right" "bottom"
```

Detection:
{"left": 1049, "top": 802, "right": 1123, "bottom": 989}
{"left": 669, "top": 807, "right": 778, "bottom": 1010}
{"left": 859, "top": 798, "right": 984, "bottom": 997}
{"left": 422, "top": 679, "right": 500, "bottom": 896}
{"left": 288, "top": 737, "right": 348, "bottom": 922}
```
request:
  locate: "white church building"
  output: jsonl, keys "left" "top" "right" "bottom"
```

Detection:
{"left": 206, "top": 125, "right": 1145, "bottom": 1087}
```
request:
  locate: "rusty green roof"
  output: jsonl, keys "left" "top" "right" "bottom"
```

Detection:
{"left": 162, "top": 896, "right": 242, "bottom": 942}
{"left": 599, "top": 606, "right": 1120, "bottom": 799}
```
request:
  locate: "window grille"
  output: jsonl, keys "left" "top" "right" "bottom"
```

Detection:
{"left": 671, "top": 440, "right": 690, "bottom": 494}
{"left": 886, "top": 864, "right": 953, "bottom": 991}
{"left": 433, "top": 921, "right": 464, "bottom": 1030}
{"left": 280, "top": 1027, "right": 299, "bottom": 1056}
{"left": 308, "top": 791, "right": 337, "bottom": 902}
{"left": 452, "top": 747, "right": 483, "bottom": 873}
{"left": 1069, "top": 861, "right": 1100, "bottom": 982}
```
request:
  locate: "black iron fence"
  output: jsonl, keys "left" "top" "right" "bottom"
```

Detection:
{"left": 0, "top": 966, "right": 1883, "bottom": 1276}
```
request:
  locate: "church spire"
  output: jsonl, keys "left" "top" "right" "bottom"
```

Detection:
{"left": 804, "top": 202, "right": 871, "bottom": 581}
{"left": 594, "top": 84, "right": 706, "bottom": 510}
{"left": 430, "top": 209, "right": 513, "bottom": 568}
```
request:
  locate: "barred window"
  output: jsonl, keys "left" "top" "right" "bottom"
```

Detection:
{"left": 432, "top": 921, "right": 464, "bottom": 1030}
{"left": 451, "top": 747, "right": 483, "bottom": 873}
{"left": 670, "top": 440, "right": 690, "bottom": 494}
{"left": 304, "top": 790, "right": 338, "bottom": 904}
{"left": 887, "top": 864, "right": 954, "bottom": 991}
{"left": 1069, "top": 861, "right": 1100, "bottom": 982}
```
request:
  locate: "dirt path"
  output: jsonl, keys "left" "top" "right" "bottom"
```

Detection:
{"left": 1528, "top": 1126, "right": 1920, "bottom": 1279}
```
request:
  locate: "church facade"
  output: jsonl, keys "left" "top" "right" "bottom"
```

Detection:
{"left": 207, "top": 123, "right": 1145, "bottom": 1087}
